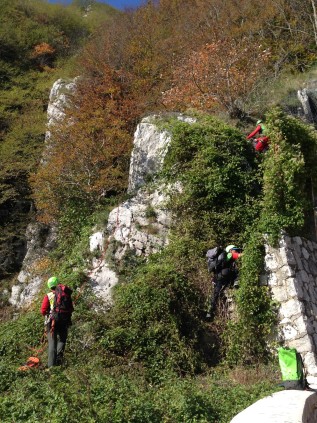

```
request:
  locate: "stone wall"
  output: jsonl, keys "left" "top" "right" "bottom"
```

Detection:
{"left": 265, "top": 234, "right": 317, "bottom": 377}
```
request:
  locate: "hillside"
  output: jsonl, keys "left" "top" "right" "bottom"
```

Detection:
{"left": 1, "top": 0, "right": 317, "bottom": 421}
{"left": 0, "top": 0, "right": 118, "bottom": 280}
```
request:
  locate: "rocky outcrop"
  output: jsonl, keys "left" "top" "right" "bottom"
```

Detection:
{"left": 46, "top": 78, "right": 77, "bottom": 128}
{"left": 9, "top": 223, "right": 57, "bottom": 307}
{"left": 88, "top": 115, "right": 186, "bottom": 302}
{"left": 297, "top": 86, "right": 317, "bottom": 126}
{"left": 128, "top": 114, "right": 195, "bottom": 193}
{"left": 8, "top": 79, "right": 76, "bottom": 308}
{"left": 265, "top": 234, "right": 317, "bottom": 378}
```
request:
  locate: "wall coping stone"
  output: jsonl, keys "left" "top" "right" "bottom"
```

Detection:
{"left": 230, "top": 390, "right": 317, "bottom": 423}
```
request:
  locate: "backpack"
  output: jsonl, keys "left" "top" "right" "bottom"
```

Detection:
{"left": 206, "top": 247, "right": 227, "bottom": 273}
{"left": 52, "top": 284, "right": 73, "bottom": 323}
{"left": 278, "top": 347, "right": 308, "bottom": 390}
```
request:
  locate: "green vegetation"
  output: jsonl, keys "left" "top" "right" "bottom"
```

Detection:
{"left": 2, "top": 109, "right": 316, "bottom": 420}
{"left": 0, "top": 280, "right": 280, "bottom": 422}
{"left": 0, "top": 0, "right": 117, "bottom": 279}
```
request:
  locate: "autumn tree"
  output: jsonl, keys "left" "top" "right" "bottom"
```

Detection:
{"left": 31, "top": 42, "right": 56, "bottom": 70}
{"left": 162, "top": 38, "right": 271, "bottom": 118}
{"left": 31, "top": 67, "right": 137, "bottom": 225}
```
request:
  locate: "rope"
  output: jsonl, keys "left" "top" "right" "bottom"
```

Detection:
{"left": 18, "top": 329, "right": 47, "bottom": 371}
{"left": 27, "top": 330, "right": 47, "bottom": 356}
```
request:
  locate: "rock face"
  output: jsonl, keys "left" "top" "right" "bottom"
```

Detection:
{"left": 9, "top": 223, "right": 57, "bottom": 307}
{"left": 8, "top": 79, "right": 76, "bottom": 307}
{"left": 46, "top": 78, "right": 77, "bottom": 128}
{"left": 265, "top": 234, "right": 317, "bottom": 377}
{"left": 127, "top": 116, "right": 170, "bottom": 193}
{"left": 297, "top": 86, "right": 317, "bottom": 126}
{"left": 128, "top": 114, "right": 195, "bottom": 193}
{"left": 88, "top": 115, "right": 185, "bottom": 303}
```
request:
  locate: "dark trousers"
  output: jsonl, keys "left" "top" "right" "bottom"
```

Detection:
{"left": 47, "top": 321, "right": 68, "bottom": 367}
{"left": 210, "top": 269, "right": 239, "bottom": 312}
{"left": 211, "top": 277, "right": 231, "bottom": 311}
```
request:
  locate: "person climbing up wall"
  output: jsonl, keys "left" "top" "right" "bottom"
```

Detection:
{"left": 40, "top": 276, "right": 73, "bottom": 368}
{"left": 206, "top": 245, "right": 243, "bottom": 320}
{"left": 247, "top": 119, "right": 269, "bottom": 153}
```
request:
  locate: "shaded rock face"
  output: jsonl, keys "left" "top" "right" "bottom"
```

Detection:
{"left": 9, "top": 223, "right": 57, "bottom": 308}
{"left": 297, "top": 85, "right": 317, "bottom": 126}
{"left": 8, "top": 78, "right": 76, "bottom": 307}
{"left": 0, "top": 229, "right": 27, "bottom": 280}
{"left": 265, "top": 235, "right": 317, "bottom": 377}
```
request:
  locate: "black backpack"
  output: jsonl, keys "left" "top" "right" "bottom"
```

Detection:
{"left": 52, "top": 284, "right": 73, "bottom": 323}
{"left": 206, "top": 247, "right": 227, "bottom": 273}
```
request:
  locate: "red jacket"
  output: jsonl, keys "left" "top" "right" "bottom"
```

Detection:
{"left": 40, "top": 294, "right": 51, "bottom": 316}
{"left": 247, "top": 124, "right": 262, "bottom": 139}
{"left": 231, "top": 251, "right": 242, "bottom": 260}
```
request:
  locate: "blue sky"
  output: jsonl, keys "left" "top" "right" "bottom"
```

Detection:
{"left": 47, "top": 0, "right": 145, "bottom": 10}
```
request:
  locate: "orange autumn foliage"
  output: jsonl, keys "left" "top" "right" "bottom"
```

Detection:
{"left": 31, "top": 42, "right": 56, "bottom": 69}
{"left": 31, "top": 67, "right": 136, "bottom": 223}
{"left": 162, "top": 38, "right": 271, "bottom": 118}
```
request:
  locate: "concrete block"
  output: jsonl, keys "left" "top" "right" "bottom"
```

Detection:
{"left": 281, "top": 323, "right": 298, "bottom": 340}
{"left": 290, "top": 334, "right": 313, "bottom": 353}
{"left": 294, "top": 315, "right": 308, "bottom": 334}
{"left": 286, "top": 278, "right": 297, "bottom": 298}
{"left": 273, "top": 286, "right": 289, "bottom": 302}
{"left": 294, "top": 250, "right": 303, "bottom": 270}
{"left": 294, "top": 243, "right": 304, "bottom": 262}
{"left": 230, "top": 390, "right": 317, "bottom": 423}
{"left": 298, "top": 269, "right": 310, "bottom": 284}
{"left": 309, "top": 260, "right": 317, "bottom": 277}
{"left": 286, "top": 249, "right": 297, "bottom": 267}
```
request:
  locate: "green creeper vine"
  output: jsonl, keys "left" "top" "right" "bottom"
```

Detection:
{"left": 225, "top": 107, "right": 317, "bottom": 364}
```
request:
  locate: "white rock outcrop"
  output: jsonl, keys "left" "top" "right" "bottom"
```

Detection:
{"left": 9, "top": 79, "right": 76, "bottom": 308}
{"left": 128, "top": 114, "right": 195, "bottom": 193}
{"left": 46, "top": 78, "right": 77, "bottom": 128}
{"left": 88, "top": 115, "right": 185, "bottom": 301}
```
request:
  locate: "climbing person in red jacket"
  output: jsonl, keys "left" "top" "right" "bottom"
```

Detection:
{"left": 41, "top": 276, "right": 73, "bottom": 368}
{"left": 247, "top": 119, "right": 269, "bottom": 153}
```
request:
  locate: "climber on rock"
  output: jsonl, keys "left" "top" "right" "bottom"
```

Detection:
{"left": 247, "top": 119, "right": 269, "bottom": 153}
